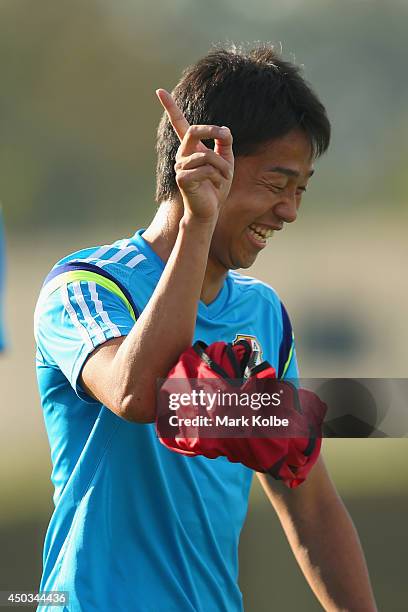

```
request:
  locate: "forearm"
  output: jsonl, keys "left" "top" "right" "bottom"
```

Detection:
{"left": 281, "top": 492, "right": 377, "bottom": 611}
{"left": 258, "top": 460, "right": 377, "bottom": 611}
{"left": 109, "top": 213, "right": 215, "bottom": 420}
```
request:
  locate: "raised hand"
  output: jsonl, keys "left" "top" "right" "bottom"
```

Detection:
{"left": 156, "top": 89, "right": 234, "bottom": 223}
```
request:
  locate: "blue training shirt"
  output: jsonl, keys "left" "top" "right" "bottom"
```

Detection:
{"left": 34, "top": 229, "right": 299, "bottom": 612}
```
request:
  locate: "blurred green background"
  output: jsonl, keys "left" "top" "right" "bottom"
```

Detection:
{"left": 1, "top": 0, "right": 407, "bottom": 610}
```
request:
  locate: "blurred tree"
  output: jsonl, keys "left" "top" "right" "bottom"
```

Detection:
{"left": 0, "top": 0, "right": 407, "bottom": 229}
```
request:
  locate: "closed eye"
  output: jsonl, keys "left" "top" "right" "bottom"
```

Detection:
{"left": 266, "top": 182, "right": 307, "bottom": 194}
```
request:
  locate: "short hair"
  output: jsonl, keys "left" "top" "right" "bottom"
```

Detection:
{"left": 155, "top": 44, "right": 331, "bottom": 203}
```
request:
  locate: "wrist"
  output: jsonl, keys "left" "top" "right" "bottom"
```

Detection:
{"left": 179, "top": 211, "right": 218, "bottom": 234}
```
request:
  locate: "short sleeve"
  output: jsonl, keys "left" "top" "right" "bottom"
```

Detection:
{"left": 35, "top": 280, "right": 135, "bottom": 401}
{"left": 279, "top": 301, "right": 300, "bottom": 380}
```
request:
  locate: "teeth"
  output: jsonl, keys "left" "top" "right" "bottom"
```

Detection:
{"left": 249, "top": 224, "right": 274, "bottom": 239}
{"left": 248, "top": 228, "right": 266, "bottom": 242}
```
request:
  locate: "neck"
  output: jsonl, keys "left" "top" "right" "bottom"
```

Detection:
{"left": 142, "top": 201, "right": 227, "bottom": 305}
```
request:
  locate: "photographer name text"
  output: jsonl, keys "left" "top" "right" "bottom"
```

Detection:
{"left": 168, "top": 415, "right": 289, "bottom": 427}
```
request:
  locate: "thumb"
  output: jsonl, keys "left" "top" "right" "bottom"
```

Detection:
{"left": 214, "top": 126, "right": 234, "bottom": 164}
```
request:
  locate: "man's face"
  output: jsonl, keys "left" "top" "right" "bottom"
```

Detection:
{"left": 209, "top": 128, "right": 315, "bottom": 270}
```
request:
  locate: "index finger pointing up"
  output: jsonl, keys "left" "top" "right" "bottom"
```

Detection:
{"left": 156, "top": 89, "right": 190, "bottom": 142}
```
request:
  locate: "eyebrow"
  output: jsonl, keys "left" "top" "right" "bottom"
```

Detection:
{"left": 265, "top": 166, "right": 315, "bottom": 178}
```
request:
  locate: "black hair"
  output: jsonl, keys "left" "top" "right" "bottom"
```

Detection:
{"left": 156, "top": 43, "right": 331, "bottom": 202}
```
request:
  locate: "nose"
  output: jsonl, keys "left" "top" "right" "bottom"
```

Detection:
{"left": 273, "top": 192, "right": 298, "bottom": 224}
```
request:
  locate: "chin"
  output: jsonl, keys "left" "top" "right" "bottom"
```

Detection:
{"left": 213, "top": 245, "right": 257, "bottom": 272}
{"left": 237, "top": 260, "right": 256, "bottom": 270}
{"left": 230, "top": 253, "right": 257, "bottom": 270}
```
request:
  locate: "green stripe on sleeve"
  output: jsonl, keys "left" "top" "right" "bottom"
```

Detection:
{"left": 40, "top": 270, "right": 137, "bottom": 321}
{"left": 281, "top": 332, "right": 295, "bottom": 379}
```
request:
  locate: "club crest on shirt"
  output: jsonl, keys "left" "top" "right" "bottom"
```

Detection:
{"left": 233, "top": 334, "right": 263, "bottom": 367}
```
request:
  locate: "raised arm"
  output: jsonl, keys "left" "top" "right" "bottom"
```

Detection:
{"left": 80, "top": 90, "right": 234, "bottom": 422}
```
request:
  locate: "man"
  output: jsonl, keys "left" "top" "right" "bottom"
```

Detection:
{"left": 35, "top": 45, "right": 377, "bottom": 611}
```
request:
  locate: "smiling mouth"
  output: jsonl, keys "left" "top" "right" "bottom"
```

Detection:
{"left": 246, "top": 223, "right": 276, "bottom": 248}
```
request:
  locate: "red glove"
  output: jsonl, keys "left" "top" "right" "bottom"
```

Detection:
{"left": 156, "top": 340, "right": 326, "bottom": 488}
